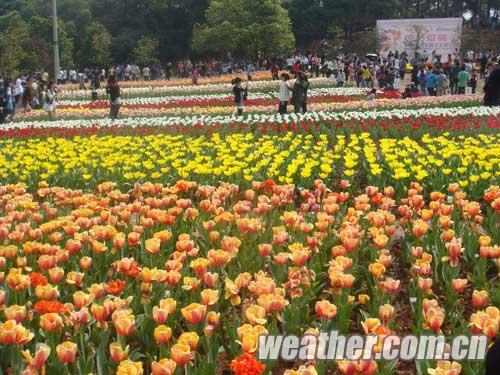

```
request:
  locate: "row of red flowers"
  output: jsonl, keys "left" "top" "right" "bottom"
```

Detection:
{"left": 2, "top": 114, "right": 499, "bottom": 140}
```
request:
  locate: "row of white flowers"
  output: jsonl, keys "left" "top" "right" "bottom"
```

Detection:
{"left": 56, "top": 78, "right": 353, "bottom": 99}
{"left": 6, "top": 106, "right": 499, "bottom": 132}
{"left": 57, "top": 87, "right": 368, "bottom": 106}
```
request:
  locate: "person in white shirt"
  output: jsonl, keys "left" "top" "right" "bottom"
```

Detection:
{"left": 331, "top": 59, "right": 339, "bottom": 75}
{"left": 58, "top": 69, "right": 64, "bottom": 84}
{"left": 14, "top": 77, "right": 23, "bottom": 106}
{"left": 301, "top": 56, "right": 309, "bottom": 70}
{"left": 367, "top": 88, "right": 377, "bottom": 100}
{"left": 278, "top": 73, "right": 292, "bottom": 115}
{"left": 336, "top": 70, "right": 345, "bottom": 87}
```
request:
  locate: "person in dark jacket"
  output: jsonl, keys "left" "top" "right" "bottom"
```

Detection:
{"left": 106, "top": 75, "right": 121, "bottom": 120}
{"left": 449, "top": 61, "right": 460, "bottom": 95}
{"left": 232, "top": 77, "right": 247, "bottom": 116}
{"left": 291, "top": 71, "right": 309, "bottom": 114}
{"left": 22, "top": 76, "right": 34, "bottom": 112}
{"left": 91, "top": 74, "right": 100, "bottom": 102}
{"left": 486, "top": 338, "right": 500, "bottom": 375}
{"left": 484, "top": 65, "right": 500, "bottom": 106}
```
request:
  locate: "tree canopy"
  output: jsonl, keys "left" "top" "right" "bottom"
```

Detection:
{"left": 0, "top": 0, "right": 499, "bottom": 75}
{"left": 192, "top": 0, "right": 295, "bottom": 57}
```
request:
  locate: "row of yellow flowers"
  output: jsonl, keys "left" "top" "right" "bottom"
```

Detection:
{"left": 0, "top": 132, "right": 498, "bottom": 196}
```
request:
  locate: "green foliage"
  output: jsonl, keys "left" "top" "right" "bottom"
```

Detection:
{"left": 0, "top": 0, "right": 499, "bottom": 74}
{"left": 0, "top": 11, "right": 30, "bottom": 76}
{"left": 132, "top": 37, "right": 160, "bottom": 67}
{"left": 91, "top": 0, "right": 209, "bottom": 62}
{"left": 192, "top": 0, "right": 295, "bottom": 58}
{"left": 88, "top": 22, "right": 111, "bottom": 68}
{"left": 286, "top": 0, "right": 401, "bottom": 45}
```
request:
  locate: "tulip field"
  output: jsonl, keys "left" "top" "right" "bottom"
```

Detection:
{"left": 0, "top": 73, "right": 499, "bottom": 375}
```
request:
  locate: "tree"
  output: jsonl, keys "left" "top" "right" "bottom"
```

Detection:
{"left": 24, "top": 15, "right": 52, "bottom": 72}
{"left": 192, "top": 0, "right": 295, "bottom": 58}
{"left": 0, "top": 11, "right": 30, "bottom": 76}
{"left": 91, "top": 0, "right": 210, "bottom": 62}
{"left": 59, "top": 21, "right": 75, "bottom": 69}
{"left": 77, "top": 21, "right": 111, "bottom": 68}
{"left": 132, "top": 37, "right": 159, "bottom": 67}
{"left": 286, "top": 0, "right": 332, "bottom": 45}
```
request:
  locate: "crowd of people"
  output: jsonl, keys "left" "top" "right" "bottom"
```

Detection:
{"left": 1, "top": 49, "right": 499, "bottom": 122}
{"left": 232, "top": 50, "right": 500, "bottom": 115}
{"left": 0, "top": 73, "right": 123, "bottom": 123}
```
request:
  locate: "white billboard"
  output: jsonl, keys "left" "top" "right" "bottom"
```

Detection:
{"left": 377, "top": 18, "right": 463, "bottom": 59}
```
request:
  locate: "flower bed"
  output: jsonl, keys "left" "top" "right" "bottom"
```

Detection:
{"left": 0, "top": 130, "right": 498, "bottom": 197}
{"left": 0, "top": 180, "right": 498, "bottom": 374}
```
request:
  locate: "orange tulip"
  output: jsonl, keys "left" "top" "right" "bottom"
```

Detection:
{"left": 258, "top": 243, "right": 273, "bottom": 257}
{"left": 178, "top": 331, "right": 199, "bottom": 350}
{"left": 337, "top": 360, "right": 358, "bottom": 375}
{"left": 418, "top": 277, "right": 433, "bottom": 293}
{"left": 153, "top": 230, "right": 172, "bottom": 244}
{"left": 203, "top": 272, "right": 218, "bottom": 288}
{"left": 66, "top": 271, "right": 85, "bottom": 287}
{"left": 379, "top": 304, "right": 395, "bottom": 322}
{"left": 73, "top": 291, "right": 95, "bottom": 309}
{"left": 170, "top": 343, "right": 193, "bottom": 366}
{"left": 358, "top": 294, "right": 370, "bottom": 305}
{"left": 4, "top": 305, "right": 27, "bottom": 323}
{"left": 427, "top": 361, "right": 461, "bottom": 375}
{"left": 113, "top": 233, "right": 126, "bottom": 250}
{"left": 40, "top": 313, "right": 63, "bottom": 332}
{"left": 22, "top": 344, "right": 50, "bottom": 369}
{"left": 151, "top": 358, "right": 177, "bottom": 375}
{"left": 483, "top": 318, "right": 499, "bottom": 339}
{"left": 200, "top": 289, "right": 219, "bottom": 306}
{"left": 5, "top": 269, "right": 30, "bottom": 291}
{"left": 420, "top": 209, "right": 433, "bottom": 221}
{"left": 0, "top": 320, "right": 34, "bottom": 345}
{"left": 358, "top": 360, "right": 378, "bottom": 375}
{"left": 361, "top": 318, "right": 382, "bottom": 334}
{"left": 109, "top": 341, "right": 129, "bottom": 362}
{"left": 176, "top": 234, "right": 194, "bottom": 252}
{"left": 204, "top": 311, "right": 220, "bottom": 336}
{"left": 79, "top": 256, "right": 93, "bottom": 270}
{"left": 114, "top": 314, "right": 135, "bottom": 337}
{"left": 236, "top": 324, "right": 268, "bottom": 353}
{"left": 37, "top": 255, "right": 57, "bottom": 270}
{"left": 189, "top": 258, "right": 209, "bottom": 276}
{"left": 465, "top": 201, "right": 481, "bottom": 218}
{"left": 181, "top": 303, "right": 206, "bottom": 325}
{"left": 245, "top": 304, "right": 267, "bottom": 325}
{"left": 451, "top": 279, "right": 468, "bottom": 293}
{"left": 48, "top": 267, "right": 65, "bottom": 283}
{"left": 116, "top": 359, "right": 144, "bottom": 375}
{"left": 145, "top": 238, "right": 161, "bottom": 255}
{"left": 425, "top": 308, "right": 445, "bottom": 333}
{"left": 154, "top": 325, "right": 172, "bottom": 345}
{"left": 472, "top": 290, "right": 489, "bottom": 308}
{"left": 382, "top": 278, "right": 400, "bottom": 293}
{"left": 315, "top": 300, "right": 337, "bottom": 319}
{"left": 91, "top": 303, "right": 111, "bottom": 322}
{"left": 56, "top": 341, "right": 77, "bottom": 363}
{"left": 373, "top": 234, "right": 389, "bottom": 249}
{"left": 412, "top": 219, "right": 429, "bottom": 237}
{"left": 182, "top": 277, "right": 200, "bottom": 291}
